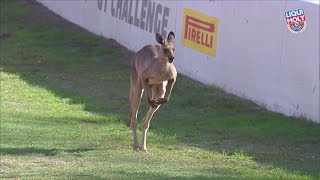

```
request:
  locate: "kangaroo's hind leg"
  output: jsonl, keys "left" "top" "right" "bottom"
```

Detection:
{"left": 141, "top": 82, "right": 166, "bottom": 152}
{"left": 128, "top": 67, "right": 143, "bottom": 150}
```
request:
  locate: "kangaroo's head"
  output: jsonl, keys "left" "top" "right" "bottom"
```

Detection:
{"left": 155, "top": 31, "right": 175, "bottom": 63}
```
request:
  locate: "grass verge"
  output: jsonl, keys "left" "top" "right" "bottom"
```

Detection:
{"left": 1, "top": 0, "right": 319, "bottom": 179}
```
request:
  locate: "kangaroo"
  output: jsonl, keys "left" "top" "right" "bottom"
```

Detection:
{"left": 128, "top": 31, "right": 177, "bottom": 152}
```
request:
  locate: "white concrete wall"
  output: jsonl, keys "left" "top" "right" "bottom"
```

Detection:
{"left": 38, "top": 0, "right": 319, "bottom": 123}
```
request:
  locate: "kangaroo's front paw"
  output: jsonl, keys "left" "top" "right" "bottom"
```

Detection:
{"left": 156, "top": 98, "right": 167, "bottom": 104}
{"left": 148, "top": 99, "right": 158, "bottom": 108}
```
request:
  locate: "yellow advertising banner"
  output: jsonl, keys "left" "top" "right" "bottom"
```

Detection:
{"left": 182, "top": 8, "right": 219, "bottom": 57}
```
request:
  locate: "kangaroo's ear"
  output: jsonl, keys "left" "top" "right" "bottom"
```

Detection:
{"left": 155, "top": 33, "right": 164, "bottom": 45}
{"left": 167, "top": 31, "right": 175, "bottom": 43}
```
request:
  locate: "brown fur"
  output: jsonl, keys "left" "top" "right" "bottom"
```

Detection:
{"left": 128, "top": 32, "right": 177, "bottom": 152}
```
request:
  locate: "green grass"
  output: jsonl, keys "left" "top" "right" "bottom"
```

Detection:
{"left": 1, "top": 0, "right": 319, "bottom": 179}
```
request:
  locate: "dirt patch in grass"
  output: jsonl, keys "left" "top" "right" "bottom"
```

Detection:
{"left": 1, "top": 157, "right": 38, "bottom": 167}
{"left": 1, "top": 156, "right": 71, "bottom": 168}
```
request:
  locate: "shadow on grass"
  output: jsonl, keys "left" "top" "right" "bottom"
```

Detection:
{"left": 66, "top": 174, "right": 106, "bottom": 180}
{"left": 1, "top": 0, "right": 319, "bottom": 177}
{"left": 0, "top": 147, "right": 59, "bottom": 156}
{"left": 103, "top": 169, "right": 253, "bottom": 180}
{"left": 0, "top": 147, "right": 95, "bottom": 156}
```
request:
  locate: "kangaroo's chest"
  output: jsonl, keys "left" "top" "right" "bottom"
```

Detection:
{"left": 148, "top": 64, "right": 176, "bottom": 84}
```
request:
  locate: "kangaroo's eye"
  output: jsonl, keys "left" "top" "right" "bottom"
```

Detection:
{"left": 164, "top": 49, "right": 170, "bottom": 54}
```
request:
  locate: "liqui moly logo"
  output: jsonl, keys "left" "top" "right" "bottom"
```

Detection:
{"left": 285, "top": 9, "right": 306, "bottom": 34}
{"left": 182, "top": 8, "right": 219, "bottom": 57}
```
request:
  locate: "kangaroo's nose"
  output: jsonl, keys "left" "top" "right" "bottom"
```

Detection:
{"left": 168, "top": 56, "right": 174, "bottom": 63}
